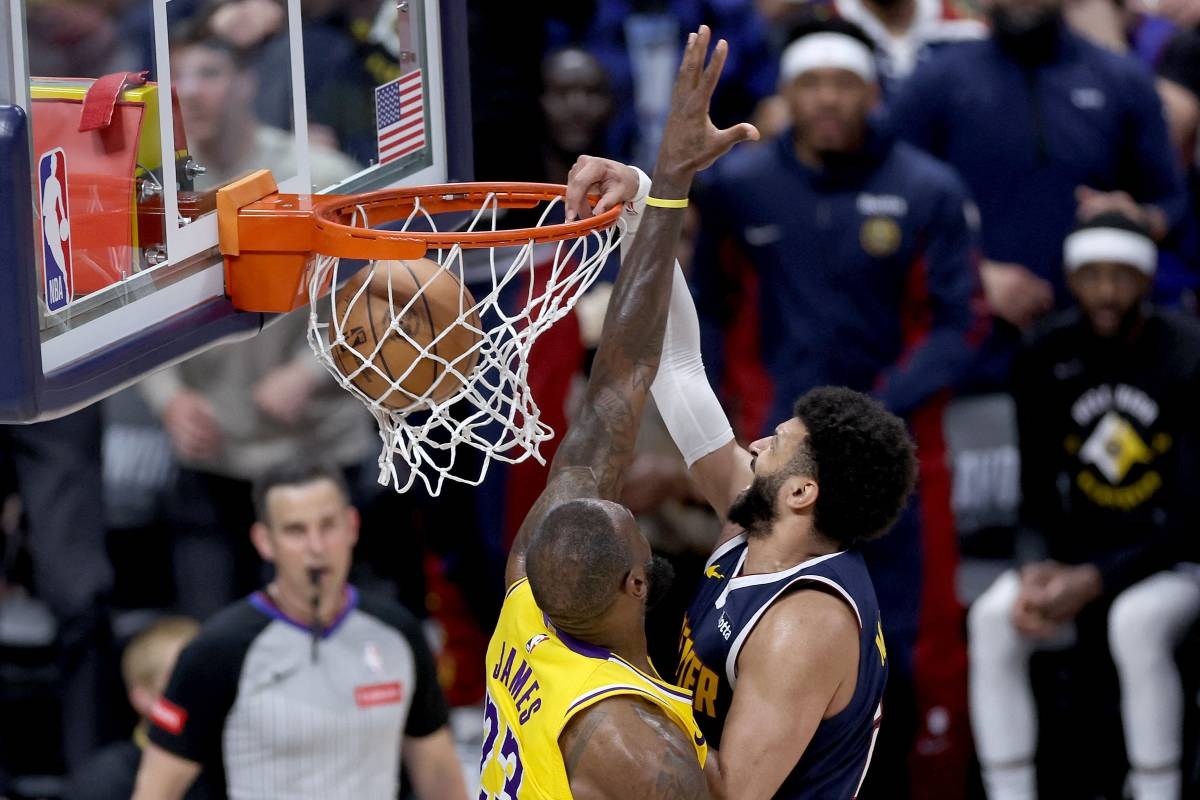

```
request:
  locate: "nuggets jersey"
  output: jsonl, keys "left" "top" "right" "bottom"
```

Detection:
{"left": 481, "top": 579, "right": 707, "bottom": 799}
{"left": 677, "top": 535, "right": 887, "bottom": 799}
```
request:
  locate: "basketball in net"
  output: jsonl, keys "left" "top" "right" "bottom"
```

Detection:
{"left": 288, "top": 183, "right": 625, "bottom": 494}
{"left": 329, "top": 258, "right": 482, "bottom": 410}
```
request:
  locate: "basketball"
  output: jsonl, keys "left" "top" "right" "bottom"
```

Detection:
{"left": 329, "top": 258, "right": 482, "bottom": 410}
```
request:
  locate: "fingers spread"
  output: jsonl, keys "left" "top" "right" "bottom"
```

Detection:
{"left": 701, "top": 38, "right": 729, "bottom": 96}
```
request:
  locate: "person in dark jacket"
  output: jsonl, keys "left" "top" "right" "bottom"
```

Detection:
{"left": 889, "top": 0, "right": 1191, "bottom": 385}
{"left": 967, "top": 211, "right": 1200, "bottom": 800}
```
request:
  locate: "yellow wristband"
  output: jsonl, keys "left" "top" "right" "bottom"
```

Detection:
{"left": 645, "top": 195, "right": 689, "bottom": 209}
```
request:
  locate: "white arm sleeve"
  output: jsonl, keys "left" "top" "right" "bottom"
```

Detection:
{"left": 619, "top": 166, "right": 654, "bottom": 260}
{"left": 613, "top": 164, "right": 732, "bottom": 466}
{"left": 650, "top": 263, "right": 735, "bottom": 467}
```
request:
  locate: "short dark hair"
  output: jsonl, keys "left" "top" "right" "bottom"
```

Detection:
{"left": 792, "top": 387, "right": 916, "bottom": 547}
{"left": 252, "top": 462, "right": 351, "bottom": 525}
{"left": 525, "top": 499, "right": 633, "bottom": 629}
{"left": 785, "top": 16, "right": 876, "bottom": 54}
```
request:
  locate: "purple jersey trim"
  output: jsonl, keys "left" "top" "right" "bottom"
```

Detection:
{"left": 249, "top": 585, "right": 359, "bottom": 639}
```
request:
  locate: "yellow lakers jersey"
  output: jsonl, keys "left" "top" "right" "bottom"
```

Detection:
{"left": 479, "top": 579, "right": 707, "bottom": 799}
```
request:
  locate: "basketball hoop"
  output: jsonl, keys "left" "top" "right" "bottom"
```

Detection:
{"left": 217, "top": 170, "right": 625, "bottom": 495}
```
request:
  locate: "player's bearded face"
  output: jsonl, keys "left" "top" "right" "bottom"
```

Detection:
{"left": 728, "top": 471, "right": 786, "bottom": 536}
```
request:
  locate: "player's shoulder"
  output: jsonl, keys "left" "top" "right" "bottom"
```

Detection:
{"left": 560, "top": 693, "right": 706, "bottom": 797}
{"left": 753, "top": 586, "right": 861, "bottom": 660}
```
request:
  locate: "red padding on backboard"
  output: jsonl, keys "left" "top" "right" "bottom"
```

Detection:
{"left": 79, "top": 71, "right": 147, "bottom": 132}
{"left": 33, "top": 97, "right": 140, "bottom": 296}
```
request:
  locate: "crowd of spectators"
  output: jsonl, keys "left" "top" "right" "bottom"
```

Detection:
{"left": 3, "top": 0, "right": 1200, "bottom": 798}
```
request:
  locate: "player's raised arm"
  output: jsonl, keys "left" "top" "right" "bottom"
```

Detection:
{"left": 506, "top": 26, "right": 758, "bottom": 587}
{"left": 651, "top": 262, "right": 754, "bottom": 531}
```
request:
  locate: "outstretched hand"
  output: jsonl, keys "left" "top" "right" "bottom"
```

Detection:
{"left": 655, "top": 26, "right": 759, "bottom": 191}
{"left": 563, "top": 25, "right": 759, "bottom": 220}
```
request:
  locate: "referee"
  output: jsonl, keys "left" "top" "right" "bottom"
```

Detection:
{"left": 131, "top": 463, "right": 468, "bottom": 800}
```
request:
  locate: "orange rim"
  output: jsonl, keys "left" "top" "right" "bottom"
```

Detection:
{"left": 311, "top": 182, "right": 623, "bottom": 259}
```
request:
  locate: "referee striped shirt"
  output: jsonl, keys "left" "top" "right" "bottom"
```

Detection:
{"left": 148, "top": 587, "right": 448, "bottom": 800}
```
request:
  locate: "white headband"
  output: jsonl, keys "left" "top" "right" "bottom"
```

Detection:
{"left": 1063, "top": 227, "right": 1157, "bottom": 275}
{"left": 780, "top": 33, "right": 877, "bottom": 84}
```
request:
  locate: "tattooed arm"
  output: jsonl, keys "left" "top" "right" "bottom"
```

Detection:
{"left": 560, "top": 697, "right": 711, "bottom": 800}
{"left": 504, "top": 26, "right": 758, "bottom": 587}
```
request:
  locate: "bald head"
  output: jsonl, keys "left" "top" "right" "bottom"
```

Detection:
{"left": 526, "top": 498, "right": 635, "bottom": 629}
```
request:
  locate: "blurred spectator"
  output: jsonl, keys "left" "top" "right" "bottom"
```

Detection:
{"left": 132, "top": 463, "right": 467, "bottom": 800}
{"left": 199, "top": 0, "right": 405, "bottom": 167}
{"left": 690, "top": 18, "right": 983, "bottom": 797}
{"left": 547, "top": 0, "right": 777, "bottom": 169}
{"left": 889, "top": 0, "right": 1190, "bottom": 386}
{"left": 27, "top": 0, "right": 142, "bottom": 77}
{"left": 137, "top": 24, "right": 370, "bottom": 620}
{"left": 539, "top": 48, "right": 616, "bottom": 184}
{"left": 1158, "top": 28, "right": 1200, "bottom": 168}
{"left": 787, "top": 0, "right": 987, "bottom": 90}
{"left": 968, "top": 212, "right": 1200, "bottom": 800}
{"left": 0, "top": 409, "right": 114, "bottom": 770}
{"left": 169, "top": 23, "right": 360, "bottom": 190}
{"left": 467, "top": 0, "right": 597, "bottom": 180}
{"left": 64, "top": 617, "right": 203, "bottom": 800}
{"left": 1130, "top": 0, "right": 1200, "bottom": 31}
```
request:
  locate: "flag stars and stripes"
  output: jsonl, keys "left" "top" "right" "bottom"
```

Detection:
{"left": 376, "top": 70, "right": 426, "bottom": 165}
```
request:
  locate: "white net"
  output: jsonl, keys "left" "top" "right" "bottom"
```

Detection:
{"left": 306, "top": 191, "right": 625, "bottom": 495}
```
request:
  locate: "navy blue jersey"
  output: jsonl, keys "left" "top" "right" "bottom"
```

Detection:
{"left": 677, "top": 536, "right": 887, "bottom": 799}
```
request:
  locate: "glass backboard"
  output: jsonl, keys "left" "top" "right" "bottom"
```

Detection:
{"left": 0, "top": 0, "right": 470, "bottom": 421}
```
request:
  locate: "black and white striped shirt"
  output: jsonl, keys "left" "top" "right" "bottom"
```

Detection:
{"left": 148, "top": 587, "right": 447, "bottom": 800}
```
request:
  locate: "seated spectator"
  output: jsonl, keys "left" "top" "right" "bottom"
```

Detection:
{"left": 64, "top": 617, "right": 202, "bottom": 800}
{"left": 889, "top": 0, "right": 1190, "bottom": 385}
{"left": 968, "top": 212, "right": 1200, "bottom": 800}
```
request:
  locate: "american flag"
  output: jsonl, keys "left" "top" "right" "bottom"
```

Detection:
{"left": 375, "top": 70, "right": 426, "bottom": 165}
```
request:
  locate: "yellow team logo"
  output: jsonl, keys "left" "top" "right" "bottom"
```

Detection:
{"left": 859, "top": 216, "right": 902, "bottom": 258}
{"left": 704, "top": 565, "right": 724, "bottom": 580}
{"left": 1076, "top": 411, "right": 1165, "bottom": 510}
{"left": 875, "top": 620, "right": 887, "bottom": 668}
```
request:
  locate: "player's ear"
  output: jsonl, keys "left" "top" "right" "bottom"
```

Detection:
{"left": 250, "top": 521, "right": 275, "bottom": 562}
{"left": 785, "top": 478, "right": 818, "bottom": 514}
{"left": 624, "top": 565, "right": 648, "bottom": 602}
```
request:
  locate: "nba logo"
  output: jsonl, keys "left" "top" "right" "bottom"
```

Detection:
{"left": 38, "top": 148, "right": 72, "bottom": 312}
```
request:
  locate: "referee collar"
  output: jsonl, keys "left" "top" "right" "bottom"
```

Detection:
{"left": 250, "top": 585, "right": 358, "bottom": 639}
